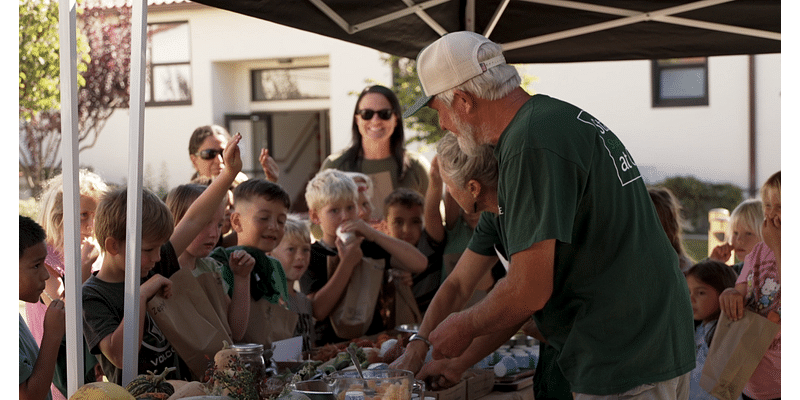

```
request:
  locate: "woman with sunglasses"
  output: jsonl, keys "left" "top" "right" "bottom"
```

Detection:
{"left": 188, "top": 124, "right": 279, "bottom": 183}
{"left": 320, "top": 85, "right": 430, "bottom": 222}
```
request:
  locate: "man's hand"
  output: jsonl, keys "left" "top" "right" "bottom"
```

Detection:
{"left": 429, "top": 312, "right": 474, "bottom": 360}
{"left": 418, "top": 357, "right": 467, "bottom": 390}
{"left": 229, "top": 249, "right": 255, "bottom": 278}
{"left": 390, "top": 340, "right": 428, "bottom": 374}
{"left": 260, "top": 148, "right": 280, "bottom": 182}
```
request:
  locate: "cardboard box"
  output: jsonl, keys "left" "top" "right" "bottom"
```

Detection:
{"left": 423, "top": 379, "right": 467, "bottom": 400}
{"left": 463, "top": 369, "right": 495, "bottom": 400}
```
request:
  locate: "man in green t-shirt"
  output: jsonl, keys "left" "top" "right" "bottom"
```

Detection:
{"left": 403, "top": 31, "right": 694, "bottom": 399}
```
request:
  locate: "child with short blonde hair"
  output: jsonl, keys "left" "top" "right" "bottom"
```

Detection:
{"left": 710, "top": 198, "right": 763, "bottom": 275}
{"left": 269, "top": 215, "right": 315, "bottom": 351}
{"left": 300, "top": 169, "right": 427, "bottom": 345}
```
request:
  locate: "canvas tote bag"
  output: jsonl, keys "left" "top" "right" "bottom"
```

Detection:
{"left": 699, "top": 310, "right": 780, "bottom": 400}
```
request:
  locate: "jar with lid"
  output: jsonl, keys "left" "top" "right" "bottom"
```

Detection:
{"left": 231, "top": 343, "right": 266, "bottom": 383}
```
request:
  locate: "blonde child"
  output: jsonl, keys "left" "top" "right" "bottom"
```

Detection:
{"left": 685, "top": 260, "right": 739, "bottom": 400}
{"left": 299, "top": 169, "right": 427, "bottom": 345}
{"left": 719, "top": 171, "right": 780, "bottom": 400}
{"left": 269, "top": 215, "right": 315, "bottom": 351}
{"left": 24, "top": 169, "right": 107, "bottom": 399}
{"left": 710, "top": 199, "right": 763, "bottom": 275}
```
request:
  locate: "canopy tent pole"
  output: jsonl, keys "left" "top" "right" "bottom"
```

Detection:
{"left": 58, "top": 0, "right": 84, "bottom": 395}
{"left": 483, "top": 0, "right": 510, "bottom": 39}
{"left": 122, "top": 0, "right": 149, "bottom": 386}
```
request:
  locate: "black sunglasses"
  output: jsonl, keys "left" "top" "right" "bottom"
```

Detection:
{"left": 356, "top": 108, "right": 393, "bottom": 120}
{"left": 195, "top": 148, "right": 224, "bottom": 160}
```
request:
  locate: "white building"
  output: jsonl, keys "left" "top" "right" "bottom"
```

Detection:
{"left": 76, "top": 1, "right": 780, "bottom": 209}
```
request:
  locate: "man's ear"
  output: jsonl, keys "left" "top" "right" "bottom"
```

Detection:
{"left": 452, "top": 89, "right": 476, "bottom": 115}
{"left": 104, "top": 237, "right": 122, "bottom": 256}
{"left": 308, "top": 209, "right": 320, "bottom": 226}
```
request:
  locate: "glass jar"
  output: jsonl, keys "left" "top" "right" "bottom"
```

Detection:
{"left": 231, "top": 343, "right": 266, "bottom": 383}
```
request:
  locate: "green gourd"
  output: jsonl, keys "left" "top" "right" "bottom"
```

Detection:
{"left": 125, "top": 367, "right": 176, "bottom": 398}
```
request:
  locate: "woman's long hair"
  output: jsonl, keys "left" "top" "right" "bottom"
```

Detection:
{"left": 343, "top": 85, "right": 409, "bottom": 181}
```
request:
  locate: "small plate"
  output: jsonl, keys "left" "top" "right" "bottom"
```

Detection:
{"left": 395, "top": 324, "right": 419, "bottom": 333}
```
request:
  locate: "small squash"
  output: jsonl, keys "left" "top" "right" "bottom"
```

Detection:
{"left": 165, "top": 380, "right": 189, "bottom": 393}
{"left": 69, "top": 382, "right": 135, "bottom": 400}
{"left": 125, "top": 367, "right": 176, "bottom": 397}
{"left": 213, "top": 340, "right": 238, "bottom": 370}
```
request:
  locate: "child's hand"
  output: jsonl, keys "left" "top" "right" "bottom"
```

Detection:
{"left": 429, "top": 156, "right": 442, "bottom": 187}
{"left": 223, "top": 133, "right": 244, "bottom": 174}
{"left": 336, "top": 235, "right": 364, "bottom": 269}
{"left": 81, "top": 237, "right": 101, "bottom": 272}
{"left": 719, "top": 287, "right": 745, "bottom": 321}
{"left": 709, "top": 243, "right": 734, "bottom": 262}
{"left": 43, "top": 299, "right": 66, "bottom": 338}
{"left": 260, "top": 148, "right": 280, "bottom": 182}
{"left": 229, "top": 249, "right": 255, "bottom": 278}
{"left": 340, "top": 219, "right": 375, "bottom": 242}
{"left": 141, "top": 274, "right": 172, "bottom": 300}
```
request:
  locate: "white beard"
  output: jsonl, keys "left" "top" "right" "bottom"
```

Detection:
{"left": 452, "top": 114, "right": 481, "bottom": 157}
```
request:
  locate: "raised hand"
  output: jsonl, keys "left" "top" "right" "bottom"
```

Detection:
{"left": 223, "top": 133, "right": 244, "bottom": 175}
{"left": 229, "top": 249, "right": 255, "bottom": 278}
{"left": 260, "top": 148, "right": 280, "bottom": 182}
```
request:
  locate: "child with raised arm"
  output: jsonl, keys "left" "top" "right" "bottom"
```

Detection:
{"left": 82, "top": 188, "right": 181, "bottom": 385}
{"left": 685, "top": 260, "right": 739, "bottom": 400}
{"left": 20, "top": 215, "right": 64, "bottom": 400}
{"left": 300, "top": 169, "right": 427, "bottom": 345}
{"left": 164, "top": 183, "right": 255, "bottom": 342}
{"left": 719, "top": 171, "right": 780, "bottom": 400}
{"left": 269, "top": 215, "right": 316, "bottom": 351}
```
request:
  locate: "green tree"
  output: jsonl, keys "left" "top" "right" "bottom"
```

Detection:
{"left": 655, "top": 176, "right": 743, "bottom": 233}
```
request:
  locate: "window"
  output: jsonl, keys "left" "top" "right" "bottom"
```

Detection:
{"left": 652, "top": 58, "right": 708, "bottom": 107}
{"left": 251, "top": 56, "right": 330, "bottom": 101}
{"left": 146, "top": 21, "right": 191, "bottom": 106}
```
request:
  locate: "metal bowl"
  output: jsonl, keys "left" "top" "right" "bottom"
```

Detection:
{"left": 290, "top": 380, "right": 335, "bottom": 400}
{"left": 394, "top": 324, "right": 419, "bottom": 334}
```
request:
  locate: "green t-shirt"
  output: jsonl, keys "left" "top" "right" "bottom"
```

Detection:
{"left": 484, "top": 94, "right": 694, "bottom": 395}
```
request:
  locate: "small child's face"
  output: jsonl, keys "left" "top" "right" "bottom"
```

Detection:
{"left": 313, "top": 198, "right": 358, "bottom": 239}
{"left": 19, "top": 242, "right": 49, "bottom": 303}
{"left": 233, "top": 197, "right": 287, "bottom": 252}
{"left": 385, "top": 204, "right": 423, "bottom": 246}
{"left": 271, "top": 237, "right": 311, "bottom": 283}
{"left": 185, "top": 200, "right": 226, "bottom": 259}
{"left": 140, "top": 238, "right": 165, "bottom": 277}
{"left": 356, "top": 189, "right": 373, "bottom": 222}
{"left": 686, "top": 275, "right": 721, "bottom": 323}
{"left": 79, "top": 195, "right": 99, "bottom": 240}
{"left": 731, "top": 221, "right": 760, "bottom": 262}
{"left": 762, "top": 187, "right": 781, "bottom": 222}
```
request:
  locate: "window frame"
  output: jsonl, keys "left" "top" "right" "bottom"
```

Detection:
{"left": 651, "top": 58, "right": 709, "bottom": 108}
{"left": 249, "top": 56, "right": 331, "bottom": 102}
{"left": 145, "top": 20, "right": 192, "bottom": 107}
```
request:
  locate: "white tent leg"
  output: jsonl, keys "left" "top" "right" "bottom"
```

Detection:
{"left": 122, "top": 0, "right": 148, "bottom": 386}
{"left": 58, "top": 0, "right": 84, "bottom": 395}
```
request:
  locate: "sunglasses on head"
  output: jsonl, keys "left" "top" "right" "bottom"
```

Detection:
{"left": 356, "top": 108, "right": 393, "bottom": 120}
{"left": 195, "top": 148, "right": 224, "bottom": 160}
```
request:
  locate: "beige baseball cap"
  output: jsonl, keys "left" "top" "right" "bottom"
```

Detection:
{"left": 404, "top": 31, "right": 506, "bottom": 118}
